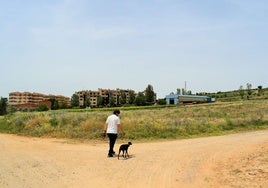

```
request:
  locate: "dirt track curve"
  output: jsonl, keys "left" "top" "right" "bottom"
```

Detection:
{"left": 0, "top": 130, "right": 268, "bottom": 188}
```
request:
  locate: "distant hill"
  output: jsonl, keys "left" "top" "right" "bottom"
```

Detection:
{"left": 203, "top": 87, "right": 268, "bottom": 102}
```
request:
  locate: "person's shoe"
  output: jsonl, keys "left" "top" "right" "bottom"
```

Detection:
{"left": 112, "top": 151, "right": 115, "bottom": 155}
{"left": 107, "top": 154, "right": 113, "bottom": 158}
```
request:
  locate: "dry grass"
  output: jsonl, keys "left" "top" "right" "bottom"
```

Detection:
{"left": 0, "top": 100, "right": 267, "bottom": 140}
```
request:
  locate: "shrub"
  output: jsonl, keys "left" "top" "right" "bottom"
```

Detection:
{"left": 38, "top": 104, "right": 49, "bottom": 111}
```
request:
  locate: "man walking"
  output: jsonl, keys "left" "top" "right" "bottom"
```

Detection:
{"left": 104, "top": 110, "right": 124, "bottom": 157}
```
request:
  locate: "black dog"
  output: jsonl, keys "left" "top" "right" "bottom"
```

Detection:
{"left": 118, "top": 142, "right": 132, "bottom": 159}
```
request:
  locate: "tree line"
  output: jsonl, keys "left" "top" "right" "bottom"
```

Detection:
{"left": 0, "top": 83, "right": 266, "bottom": 115}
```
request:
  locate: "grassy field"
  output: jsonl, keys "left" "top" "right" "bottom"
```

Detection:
{"left": 0, "top": 100, "right": 267, "bottom": 141}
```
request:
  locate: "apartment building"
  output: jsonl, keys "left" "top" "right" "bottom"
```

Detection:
{"left": 76, "top": 88, "right": 135, "bottom": 107}
{"left": 9, "top": 91, "right": 71, "bottom": 108}
{"left": 76, "top": 90, "right": 99, "bottom": 107}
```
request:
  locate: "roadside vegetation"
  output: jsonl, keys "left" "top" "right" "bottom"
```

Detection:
{"left": 0, "top": 99, "right": 267, "bottom": 141}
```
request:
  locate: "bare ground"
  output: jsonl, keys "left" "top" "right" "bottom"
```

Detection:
{"left": 0, "top": 130, "right": 267, "bottom": 188}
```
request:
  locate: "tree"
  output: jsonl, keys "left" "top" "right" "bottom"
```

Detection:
{"left": 37, "top": 104, "right": 49, "bottom": 111}
{"left": 71, "top": 94, "right": 79, "bottom": 107}
{"left": 109, "top": 96, "right": 116, "bottom": 107}
{"left": 97, "top": 96, "right": 104, "bottom": 107}
{"left": 135, "top": 92, "right": 146, "bottom": 106}
{"left": 176, "top": 89, "right": 181, "bottom": 95}
{"left": 0, "top": 97, "right": 8, "bottom": 115}
{"left": 246, "top": 83, "right": 252, "bottom": 99}
{"left": 257, "top": 85, "right": 263, "bottom": 96}
{"left": 129, "top": 91, "right": 136, "bottom": 104}
{"left": 182, "top": 88, "right": 187, "bottom": 95}
{"left": 145, "top": 84, "right": 155, "bottom": 104}
{"left": 157, "top": 98, "right": 166, "bottom": 105}
{"left": 239, "top": 85, "right": 244, "bottom": 99}
{"left": 119, "top": 91, "right": 126, "bottom": 105}
{"left": 49, "top": 98, "right": 59, "bottom": 110}
{"left": 84, "top": 94, "right": 90, "bottom": 108}
{"left": 186, "top": 90, "right": 192, "bottom": 95}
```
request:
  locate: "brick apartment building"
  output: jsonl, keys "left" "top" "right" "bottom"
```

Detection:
{"left": 9, "top": 91, "right": 71, "bottom": 109}
{"left": 76, "top": 88, "right": 136, "bottom": 107}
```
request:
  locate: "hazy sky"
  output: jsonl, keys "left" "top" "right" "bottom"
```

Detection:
{"left": 1, "top": 0, "right": 267, "bottom": 99}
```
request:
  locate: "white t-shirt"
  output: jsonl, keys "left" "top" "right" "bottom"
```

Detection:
{"left": 106, "top": 114, "right": 120, "bottom": 134}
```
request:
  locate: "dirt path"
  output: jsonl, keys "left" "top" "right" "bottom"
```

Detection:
{"left": 0, "top": 130, "right": 268, "bottom": 188}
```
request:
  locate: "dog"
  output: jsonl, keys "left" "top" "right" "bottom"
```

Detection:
{"left": 118, "top": 142, "right": 132, "bottom": 159}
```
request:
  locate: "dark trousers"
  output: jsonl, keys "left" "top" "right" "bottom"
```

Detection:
{"left": 107, "top": 133, "right": 118, "bottom": 155}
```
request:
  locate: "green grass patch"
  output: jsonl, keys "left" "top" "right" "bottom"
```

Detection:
{"left": 0, "top": 100, "right": 267, "bottom": 140}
